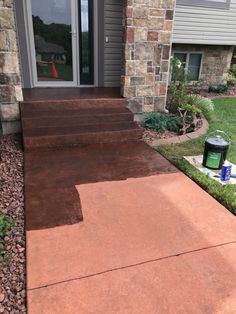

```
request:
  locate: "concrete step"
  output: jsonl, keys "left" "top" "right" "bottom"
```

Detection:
{"left": 23, "top": 122, "right": 143, "bottom": 149}
{"left": 21, "top": 108, "right": 133, "bottom": 129}
{"left": 21, "top": 98, "right": 127, "bottom": 112}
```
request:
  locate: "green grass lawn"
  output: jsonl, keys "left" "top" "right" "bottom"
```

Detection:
{"left": 156, "top": 97, "right": 236, "bottom": 214}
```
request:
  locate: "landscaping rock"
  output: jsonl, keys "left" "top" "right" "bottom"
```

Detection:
{"left": 142, "top": 128, "right": 177, "bottom": 145}
{"left": 0, "top": 135, "right": 26, "bottom": 313}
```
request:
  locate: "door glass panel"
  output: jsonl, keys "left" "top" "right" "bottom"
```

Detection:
{"left": 188, "top": 54, "right": 202, "bottom": 81}
{"left": 31, "top": 0, "right": 73, "bottom": 82}
{"left": 79, "top": 0, "right": 94, "bottom": 84}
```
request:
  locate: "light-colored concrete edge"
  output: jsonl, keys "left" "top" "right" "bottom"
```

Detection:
{"left": 147, "top": 118, "right": 209, "bottom": 147}
{"left": 1, "top": 120, "right": 22, "bottom": 135}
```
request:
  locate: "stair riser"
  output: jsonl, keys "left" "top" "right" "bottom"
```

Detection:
{"left": 21, "top": 99, "right": 127, "bottom": 111}
{"left": 24, "top": 130, "right": 143, "bottom": 149}
{"left": 22, "top": 113, "right": 134, "bottom": 129}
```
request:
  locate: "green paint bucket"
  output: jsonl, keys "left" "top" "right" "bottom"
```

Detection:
{"left": 202, "top": 130, "right": 230, "bottom": 170}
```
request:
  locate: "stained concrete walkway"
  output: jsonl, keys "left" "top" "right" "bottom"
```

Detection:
{"left": 25, "top": 142, "right": 236, "bottom": 313}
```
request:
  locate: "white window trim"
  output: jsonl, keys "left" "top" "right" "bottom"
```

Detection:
{"left": 171, "top": 51, "right": 203, "bottom": 83}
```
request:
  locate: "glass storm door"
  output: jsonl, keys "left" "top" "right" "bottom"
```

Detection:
{"left": 79, "top": 0, "right": 94, "bottom": 85}
{"left": 28, "top": 0, "right": 94, "bottom": 86}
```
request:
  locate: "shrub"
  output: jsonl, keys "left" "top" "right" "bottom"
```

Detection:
{"left": 229, "top": 64, "right": 236, "bottom": 78}
{"left": 178, "top": 103, "right": 201, "bottom": 135}
{"left": 142, "top": 112, "right": 180, "bottom": 133}
{"left": 208, "top": 84, "right": 229, "bottom": 93}
{"left": 0, "top": 214, "right": 13, "bottom": 241}
{"left": 227, "top": 73, "right": 236, "bottom": 87}
{"left": 168, "top": 57, "right": 189, "bottom": 113}
{"left": 185, "top": 94, "right": 215, "bottom": 121}
{"left": 177, "top": 95, "right": 214, "bottom": 134}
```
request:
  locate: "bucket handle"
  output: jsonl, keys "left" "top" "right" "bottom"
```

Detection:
{"left": 206, "top": 130, "right": 231, "bottom": 145}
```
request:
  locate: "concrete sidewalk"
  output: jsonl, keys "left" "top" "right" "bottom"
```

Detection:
{"left": 25, "top": 142, "right": 236, "bottom": 313}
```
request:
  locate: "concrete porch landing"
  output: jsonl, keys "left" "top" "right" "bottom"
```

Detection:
{"left": 22, "top": 87, "right": 121, "bottom": 101}
{"left": 26, "top": 142, "right": 236, "bottom": 314}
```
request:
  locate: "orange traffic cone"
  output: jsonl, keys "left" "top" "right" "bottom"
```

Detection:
{"left": 51, "top": 62, "right": 58, "bottom": 79}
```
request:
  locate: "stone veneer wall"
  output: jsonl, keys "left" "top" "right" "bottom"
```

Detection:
{"left": 172, "top": 44, "right": 234, "bottom": 86}
{"left": 122, "top": 0, "right": 175, "bottom": 114}
{"left": 0, "top": 0, "right": 22, "bottom": 134}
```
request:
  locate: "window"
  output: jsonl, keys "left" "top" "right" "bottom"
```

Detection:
{"left": 172, "top": 52, "right": 202, "bottom": 81}
{"left": 176, "top": 0, "right": 231, "bottom": 10}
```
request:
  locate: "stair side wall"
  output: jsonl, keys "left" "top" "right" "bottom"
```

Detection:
{"left": 0, "top": 0, "right": 23, "bottom": 134}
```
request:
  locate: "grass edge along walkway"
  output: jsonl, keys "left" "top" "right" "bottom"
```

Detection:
{"left": 155, "top": 97, "right": 236, "bottom": 215}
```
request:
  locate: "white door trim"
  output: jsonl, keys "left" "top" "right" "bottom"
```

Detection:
{"left": 24, "top": 0, "right": 98, "bottom": 87}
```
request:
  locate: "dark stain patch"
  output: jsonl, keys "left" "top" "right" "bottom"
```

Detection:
{"left": 25, "top": 141, "right": 178, "bottom": 231}
{"left": 22, "top": 87, "right": 121, "bottom": 101}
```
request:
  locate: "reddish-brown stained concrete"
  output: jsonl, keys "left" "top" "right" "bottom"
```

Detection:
{"left": 24, "top": 91, "right": 236, "bottom": 313}
{"left": 26, "top": 142, "right": 236, "bottom": 313}
{"left": 23, "top": 87, "right": 121, "bottom": 101}
{"left": 28, "top": 242, "right": 236, "bottom": 314}
{"left": 27, "top": 173, "right": 236, "bottom": 290}
{"left": 25, "top": 141, "right": 177, "bottom": 231}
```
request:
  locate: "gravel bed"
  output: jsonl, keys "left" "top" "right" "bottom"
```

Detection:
{"left": 142, "top": 129, "right": 177, "bottom": 145}
{"left": 0, "top": 134, "right": 26, "bottom": 313}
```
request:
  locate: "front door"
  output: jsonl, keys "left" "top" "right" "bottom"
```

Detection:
{"left": 26, "top": 0, "right": 94, "bottom": 87}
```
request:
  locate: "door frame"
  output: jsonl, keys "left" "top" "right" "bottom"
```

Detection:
{"left": 23, "top": 0, "right": 98, "bottom": 87}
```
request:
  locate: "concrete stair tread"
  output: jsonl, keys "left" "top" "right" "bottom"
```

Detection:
{"left": 22, "top": 114, "right": 133, "bottom": 129}
{"left": 24, "top": 122, "right": 141, "bottom": 138}
{"left": 21, "top": 107, "right": 132, "bottom": 119}
{"left": 21, "top": 98, "right": 127, "bottom": 111}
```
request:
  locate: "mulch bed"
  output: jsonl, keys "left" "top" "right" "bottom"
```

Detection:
{"left": 142, "top": 88, "right": 236, "bottom": 146}
{"left": 199, "top": 86, "right": 236, "bottom": 98}
{"left": 0, "top": 135, "right": 26, "bottom": 314}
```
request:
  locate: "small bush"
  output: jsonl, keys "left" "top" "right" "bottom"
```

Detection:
{"left": 168, "top": 57, "right": 189, "bottom": 113}
{"left": 185, "top": 94, "right": 215, "bottom": 121}
{"left": 227, "top": 73, "right": 236, "bottom": 87}
{"left": 208, "top": 84, "right": 229, "bottom": 93}
{"left": 0, "top": 214, "right": 13, "bottom": 241}
{"left": 142, "top": 112, "right": 180, "bottom": 133}
{"left": 229, "top": 64, "right": 236, "bottom": 78}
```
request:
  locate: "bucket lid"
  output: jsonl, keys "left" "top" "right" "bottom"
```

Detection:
{"left": 206, "top": 137, "right": 229, "bottom": 149}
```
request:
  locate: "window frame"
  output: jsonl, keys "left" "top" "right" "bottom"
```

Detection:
{"left": 176, "top": 0, "right": 231, "bottom": 10}
{"left": 171, "top": 51, "right": 203, "bottom": 83}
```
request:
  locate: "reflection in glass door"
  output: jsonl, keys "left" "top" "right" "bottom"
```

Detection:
{"left": 30, "top": 0, "right": 76, "bottom": 84}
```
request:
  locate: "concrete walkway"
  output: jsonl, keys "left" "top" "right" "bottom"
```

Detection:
{"left": 25, "top": 142, "right": 236, "bottom": 313}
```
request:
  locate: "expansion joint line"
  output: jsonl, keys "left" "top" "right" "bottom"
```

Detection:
{"left": 29, "top": 240, "right": 236, "bottom": 291}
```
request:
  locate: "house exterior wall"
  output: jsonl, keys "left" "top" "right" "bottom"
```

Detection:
{"left": 104, "top": 0, "right": 123, "bottom": 87}
{"left": 172, "top": 44, "right": 234, "bottom": 86}
{"left": 0, "top": 0, "right": 176, "bottom": 134}
{"left": 0, "top": 0, "right": 22, "bottom": 134}
{"left": 173, "top": 0, "right": 236, "bottom": 45}
{"left": 122, "top": 0, "right": 175, "bottom": 114}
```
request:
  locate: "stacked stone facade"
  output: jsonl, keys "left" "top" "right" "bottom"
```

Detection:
{"left": 122, "top": 0, "right": 175, "bottom": 114}
{"left": 0, "top": 0, "right": 22, "bottom": 134}
{"left": 172, "top": 44, "right": 233, "bottom": 86}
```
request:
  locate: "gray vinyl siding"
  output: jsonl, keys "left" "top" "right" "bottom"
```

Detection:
{"left": 104, "top": 0, "right": 123, "bottom": 87}
{"left": 173, "top": 0, "right": 236, "bottom": 45}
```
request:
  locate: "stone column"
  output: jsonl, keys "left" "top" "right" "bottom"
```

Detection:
{"left": 122, "top": 0, "right": 175, "bottom": 114}
{"left": 0, "top": 0, "right": 22, "bottom": 134}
